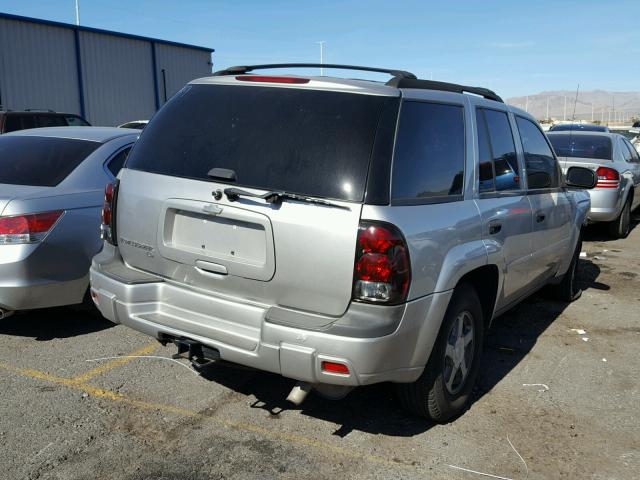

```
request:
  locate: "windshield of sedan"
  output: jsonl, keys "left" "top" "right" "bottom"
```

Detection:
{"left": 548, "top": 134, "right": 613, "bottom": 160}
{"left": 0, "top": 136, "right": 101, "bottom": 186}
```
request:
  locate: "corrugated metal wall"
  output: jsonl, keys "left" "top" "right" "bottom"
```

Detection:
{"left": 0, "top": 18, "right": 80, "bottom": 113}
{"left": 80, "top": 31, "right": 156, "bottom": 126}
{"left": 0, "top": 15, "right": 212, "bottom": 126}
{"left": 155, "top": 44, "right": 212, "bottom": 106}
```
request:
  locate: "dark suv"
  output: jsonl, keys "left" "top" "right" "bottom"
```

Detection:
{"left": 0, "top": 110, "right": 91, "bottom": 134}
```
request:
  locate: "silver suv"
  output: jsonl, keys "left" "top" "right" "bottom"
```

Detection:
{"left": 90, "top": 64, "right": 595, "bottom": 422}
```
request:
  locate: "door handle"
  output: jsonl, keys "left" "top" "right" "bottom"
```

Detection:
{"left": 536, "top": 212, "right": 546, "bottom": 223}
{"left": 489, "top": 221, "right": 502, "bottom": 235}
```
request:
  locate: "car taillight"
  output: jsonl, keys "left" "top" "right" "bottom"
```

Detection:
{"left": 595, "top": 167, "right": 620, "bottom": 189}
{"left": 353, "top": 221, "right": 411, "bottom": 304}
{"left": 101, "top": 180, "right": 118, "bottom": 245}
{"left": 0, "top": 210, "right": 63, "bottom": 244}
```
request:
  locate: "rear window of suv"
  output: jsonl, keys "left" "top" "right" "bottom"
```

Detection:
{"left": 548, "top": 134, "right": 613, "bottom": 160}
{"left": 126, "top": 84, "right": 392, "bottom": 202}
{"left": 0, "top": 136, "right": 100, "bottom": 186}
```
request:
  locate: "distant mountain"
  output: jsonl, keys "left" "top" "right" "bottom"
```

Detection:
{"left": 507, "top": 90, "right": 640, "bottom": 122}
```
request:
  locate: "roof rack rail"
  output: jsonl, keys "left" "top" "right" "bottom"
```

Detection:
{"left": 213, "top": 63, "right": 417, "bottom": 80}
{"left": 24, "top": 108, "right": 57, "bottom": 112}
{"left": 386, "top": 77, "right": 503, "bottom": 103}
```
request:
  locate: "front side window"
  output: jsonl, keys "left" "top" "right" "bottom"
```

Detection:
{"left": 392, "top": 101, "right": 465, "bottom": 201}
{"left": 516, "top": 117, "right": 560, "bottom": 190}
{"left": 476, "top": 108, "right": 520, "bottom": 192}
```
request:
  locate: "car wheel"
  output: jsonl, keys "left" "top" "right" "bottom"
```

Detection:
{"left": 609, "top": 198, "right": 631, "bottom": 239}
{"left": 397, "top": 283, "right": 483, "bottom": 422}
{"left": 551, "top": 235, "right": 582, "bottom": 302}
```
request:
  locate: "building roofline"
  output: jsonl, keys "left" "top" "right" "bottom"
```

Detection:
{"left": 0, "top": 12, "right": 214, "bottom": 53}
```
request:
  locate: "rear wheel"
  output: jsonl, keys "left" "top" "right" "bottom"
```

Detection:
{"left": 397, "top": 283, "right": 483, "bottom": 422}
{"left": 609, "top": 198, "right": 631, "bottom": 239}
{"left": 550, "top": 235, "right": 582, "bottom": 302}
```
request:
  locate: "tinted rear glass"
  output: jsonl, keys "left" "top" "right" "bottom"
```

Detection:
{"left": 550, "top": 124, "right": 607, "bottom": 132}
{"left": 126, "top": 84, "right": 391, "bottom": 201}
{"left": 0, "top": 136, "right": 100, "bottom": 186}
{"left": 4, "top": 114, "right": 36, "bottom": 133}
{"left": 548, "top": 134, "right": 613, "bottom": 160}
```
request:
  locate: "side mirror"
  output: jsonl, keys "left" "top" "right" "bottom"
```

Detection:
{"left": 565, "top": 166, "right": 597, "bottom": 189}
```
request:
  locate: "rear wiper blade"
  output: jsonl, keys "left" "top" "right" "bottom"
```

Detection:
{"left": 223, "top": 188, "right": 350, "bottom": 210}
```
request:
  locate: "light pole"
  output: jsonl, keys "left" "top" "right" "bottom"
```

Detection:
{"left": 316, "top": 41, "right": 325, "bottom": 76}
{"left": 563, "top": 96, "right": 567, "bottom": 121}
{"left": 546, "top": 96, "right": 549, "bottom": 119}
{"left": 75, "top": 0, "right": 80, "bottom": 26}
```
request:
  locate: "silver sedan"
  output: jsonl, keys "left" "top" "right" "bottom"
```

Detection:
{"left": 548, "top": 130, "right": 640, "bottom": 238}
{"left": 0, "top": 127, "right": 138, "bottom": 317}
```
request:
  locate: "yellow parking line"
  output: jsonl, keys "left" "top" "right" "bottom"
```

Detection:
{"left": 70, "top": 342, "right": 159, "bottom": 384}
{"left": 0, "top": 361, "right": 416, "bottom": 470}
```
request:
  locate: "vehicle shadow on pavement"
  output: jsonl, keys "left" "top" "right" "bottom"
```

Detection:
{"left": 581, "top": 212, "right": 640, "bottom": 242}
{"left": 199, "top": 259, "right": 604, "bottom": 438}
{"left": 0, "top": 307, "right": 114, "bottom": 341}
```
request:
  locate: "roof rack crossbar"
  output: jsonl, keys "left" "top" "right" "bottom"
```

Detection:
{"left": 213, "top": 63, "right": 417, "bottom": 80}
{"left": 386, "top": 77, "right": 503, "bottom": 103}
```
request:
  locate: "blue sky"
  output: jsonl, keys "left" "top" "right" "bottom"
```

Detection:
{"left": 2, "top": 0, "right": 638, "bottom": 98}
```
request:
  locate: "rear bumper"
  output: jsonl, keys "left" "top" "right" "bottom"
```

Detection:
{"left": 587, "top": 188, "right": 624, "bottom": 223}
{"left": 89, "top": 257, "right": 452, "bottom": 386}
{"left": 0, "top": 243, "right": 88, "bottom": 310}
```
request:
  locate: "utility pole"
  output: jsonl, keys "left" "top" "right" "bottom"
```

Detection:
{"left": 546, "top": 96, "right": 549, "bottom": 119}
{"left": 75, "top": 0, "right": 80, "bottom": 25}
{"left": 591, "top": 103, "right": 594, "bottom": 122}
{"left": 525, "top": 96, "right": 529, "bottom": 113}
{"left": 316, "top": 41, "right": 325, "bottom": 76}
{"left": 563, "top": 96, "right": 567, "bottom": 121}
{"left": 601, "top": 108, "right": 604, "bottom": 123}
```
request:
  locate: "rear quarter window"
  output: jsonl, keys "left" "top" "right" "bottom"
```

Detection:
{"left": 391, "top": 101, "right": 465, "bottom": 203}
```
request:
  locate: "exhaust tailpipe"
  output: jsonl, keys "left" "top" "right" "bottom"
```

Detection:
{"left": 286, "top": 382, "right": 312, "bottom": 406}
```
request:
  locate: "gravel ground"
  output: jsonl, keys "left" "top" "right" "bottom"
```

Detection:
{"left": 1, "top": 217, "right": 639, "bottom": 480}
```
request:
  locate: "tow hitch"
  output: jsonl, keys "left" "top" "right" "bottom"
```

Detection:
{"left": 171, "top": 338, "right": 221, "bottom": 372}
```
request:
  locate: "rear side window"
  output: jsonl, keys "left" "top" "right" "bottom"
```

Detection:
{"left": 476, "top": 108, "right": 520, "bottom": 192}
{"left": 391, "top": 101, "right": 465, "bottom": 202}
{"left": 107, "top": 146, "right": 131, "bottom": 177}
{"left": 0, "top": 136, "right": 100, "bottom": 186}
{"left": 548, "top": 134, "right": 612, "bottom": 160}
{"left": 623, "top": 139, "right": 640, "bottom": 162}
{"left": 4, "top": 114, "right": 36, "bottom": 133}
{"left": 516, "top": 117, "right": 560, "bottom": 189}
{"left": 126, "top": 84, "right": 390, "bottom": 202}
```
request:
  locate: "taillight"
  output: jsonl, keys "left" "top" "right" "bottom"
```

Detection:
{"left": 101, "top": 180, "right": 118, "bottom": 245}
{"left": 595, "top": 167, "right": 620, "bottom": 189}
{"left": 0, "top": 210, "right": 63, "bottom": 244}
{"left": 353, "top": 221, "right": 411, "bottom": 304}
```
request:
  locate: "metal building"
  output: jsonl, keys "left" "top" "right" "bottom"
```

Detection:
{"left": 0, "top": 12, "right": 213, "bottom": 126}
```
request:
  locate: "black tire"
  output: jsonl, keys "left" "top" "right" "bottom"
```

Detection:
{"left": 550, "top": 235, "right": 582, "bottom": 302}
{"left": 397, "top": 283, "right": 483, "bottom": 422}
{"left": 608, "top": 198, "right": 631, "bottom": 239}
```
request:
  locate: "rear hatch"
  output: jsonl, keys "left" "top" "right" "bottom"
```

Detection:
{"left": 117, "top": 80, "right": 398, "bottom": 317}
